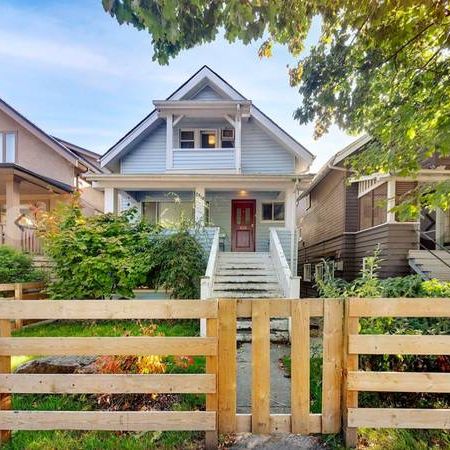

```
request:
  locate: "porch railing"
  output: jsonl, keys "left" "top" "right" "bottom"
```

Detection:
{"left": 21, "top": 228, "right": 43, "bottom": 255}
{"left": 269, "top": 228, "right": 300, "bottom": 298}
{"left": 200, "top": 227, "right": 220, "bottom": 300}
{"left": 0, "top": 224, "right": 4, "bottom": 245}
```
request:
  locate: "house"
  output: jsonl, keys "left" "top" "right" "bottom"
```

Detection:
{"left": 0, "top": 98, "right": 104, "bottom": 253}
{"left": 87, "top": 66, "right": 314, "bottom": 302}
{"left": 298, "top": 135, "right": 450, "bottom": 297}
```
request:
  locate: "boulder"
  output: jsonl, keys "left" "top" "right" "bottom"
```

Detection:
{"left": 15, "top": 356, "right": 97, "bottom": 374}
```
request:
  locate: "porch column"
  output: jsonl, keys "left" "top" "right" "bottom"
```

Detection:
{"left": 235, "top": 108, "right": 242, "bottom": 173}
{"left": 387, "top": 178, "right": 396, "bottom": 223}
{"left": 166, "top": 114, "right": 173, "bottom": 170}
{"left": 104, "top": 187, "right": 118, "bottom": 214}
{"left": 194, "top": 186, "right": 206, "bottom": 225}
{"left": 5, "top": 176, "right": 21, "bottom": 249}
{"left": 284, "top": 188, "right": 297, "bottom": 231}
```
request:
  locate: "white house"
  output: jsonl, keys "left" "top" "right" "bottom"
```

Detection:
{"left": 87, "top": 66, "right": 314, "bottom": 301}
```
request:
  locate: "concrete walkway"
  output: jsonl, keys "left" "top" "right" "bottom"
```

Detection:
{"left": 229, "top": 433, "right": 329, "bottom": 449}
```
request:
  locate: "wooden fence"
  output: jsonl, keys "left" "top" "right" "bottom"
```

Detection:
{"left": 343, "top": 297, "right": 450, "bottom": 447}
{"left": 0, "top": 296, "right": 448, "bottom": 449}
{"left": 0, "top": 282, "right": 46, "bottom": 330}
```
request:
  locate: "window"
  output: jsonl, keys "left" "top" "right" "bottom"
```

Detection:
{"left": 200, "top": 130, "right": 217, "bottom": 149}
{"left": 303, "top": 263, "right": 312, "bottom": 282}
{"left": 0, "top": 132, "right": 16, "bottom": 163}
{"left": 179, "top": 130, "right": 195, "bottom": 149}
{"left": 221, "top": 129, "right": 234, "bottom": 148}
{"left": 315, "top": 263, "right": 324, "bottom": 281}
{"left": 262, "top": 202, "right": 285, "bottom": 221}
{"left": 359, "top": 183, "right": 387, "bottom": 230}
{"left": 142, "top": 202, "right": 158, "bottom": 224}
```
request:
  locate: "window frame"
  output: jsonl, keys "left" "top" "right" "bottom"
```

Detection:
{"left": 200, "top": 129, "right": 218, "bottom": 149}
{"left": 303, "top": 263, "right": 312, "bottom": 282}
{"left": 261, "top": 201, "right": 285, "bottom": 223}
{"left": 0, "top": 131, "right": 17, "bottom": 163}
{"left": 179, "top": 129, "right": 196, "bottom": 149}
{"left": 358, "top": 183, "right": 387, "bottom": 231}
{"left": 221, "top": 128, "right": 235, "bottom": 148}
{"left": 314, "top": 263, "right": 324, "bottom": 281}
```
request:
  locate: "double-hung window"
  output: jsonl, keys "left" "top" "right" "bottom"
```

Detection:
{"left": 0, "top": 132, "right": 17, "bottom": 163}
{"left": 200, "top": 130, "right": 217, "bottom": 149}
{"left": 179, "top": 130, "right": 195, "bottom": 149}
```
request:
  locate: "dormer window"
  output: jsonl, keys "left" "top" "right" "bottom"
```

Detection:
{"left": 221, "top": 129, "right": 234, "bottom": 148}
{"left": 201, "top": 130, "right": 217, "bottom": 149}
{"left": 179, "top": 130, "right": 195, "bottom": 149}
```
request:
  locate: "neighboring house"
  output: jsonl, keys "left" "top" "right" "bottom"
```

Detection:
{"left": 298, "top": 135, "right": 450, "bottom": 297}
{"left": 0, "top": 98, "right": 104, "bottom": 253}
{"left": 87, "top": 66, "right": 314, "bottom": 302}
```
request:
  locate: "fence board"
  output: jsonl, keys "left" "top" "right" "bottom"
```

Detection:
{"left": 236, "top": 298, "right": 324, "bottom": 318}
{"left": 322, "top": 299, "right": 344, "bottom": 433}
{"left": 0, "top": 315, "right": 11, "bottom": 443}
{"left": 235, "top": 413, "right": 322, "bottom": 434}
{"left": 0, "top": 410, "right": 216, "bottom": 431}
{"left": 291, "top": 300, "right": 310, "bottom": 434}
{"left": 348, "top": 408, "right": 450, "bottom": 429}
{"left": 0, "top": 374, "right": 216, "bottom": 394}
{"left": 206, "top": 317, "right": 219, "bottom": 449}
{"left": 349, "top": 335, "right": 450, "bottom": 355}
{"left": 349, "top": 298, "right": 450, "bottom": 318}
{"left": 252, "top": 300, "right": 270, "bottom": 433}
{"left": 218, "top": 299, "right": 237, "bottom": 433}
{"left": 0, "top": 282, "right": 44, "bottom": 292}
{"left": 348, "top": 371, "right": 450, "bottom": 393}
{"left": 0, "top": 337, "right": 217, "bottom": 356}
{"left": 0, "top": 299, "right": 218, "bottom": 320}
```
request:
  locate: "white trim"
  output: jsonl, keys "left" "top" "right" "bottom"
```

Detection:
{"left": 166, "top": 114, "right": 173, "bottom": 169}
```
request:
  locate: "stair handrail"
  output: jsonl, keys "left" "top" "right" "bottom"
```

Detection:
{"left": 269, "top": 228, "right": 300, "bottom": 298}
{"left": 201, "top": 227, "right": 220, "bottom": 299}
{"left": 419, "top": 230, "right": 450, "bottom": 256}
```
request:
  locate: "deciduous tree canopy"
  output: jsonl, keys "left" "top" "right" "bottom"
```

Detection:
{"left": 103, "top": 0, "right": 450, "bottom": 210}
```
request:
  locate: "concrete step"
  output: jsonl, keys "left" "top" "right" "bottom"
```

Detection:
{"left": 213, "top": 282, "right": 282, "bottom": 291}
{"left": 214, "top": 275, "right": 279, "bottom": 283}
{"left": 216, "top": 269, "right": 272, "bottom": 275}
{"left": 237, "top": 319, "right": 289, "bottom": 343}
{"left": 212, "top": 291, "right": 283, "bottom": 298}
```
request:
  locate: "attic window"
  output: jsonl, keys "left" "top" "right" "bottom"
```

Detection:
{"left": 180, "top": 130, "right": 195, "bottom": 149}
{"left": 0, "top": 132, "right": 16, "bottom": 163}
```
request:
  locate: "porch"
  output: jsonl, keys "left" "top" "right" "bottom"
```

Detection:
{"left": 0, "top": 165, "right": 72, "bottom": 254}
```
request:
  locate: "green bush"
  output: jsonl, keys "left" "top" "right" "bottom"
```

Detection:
{"left": 40, "top": 197, "right": 206, "bottom": 300}
{"left": 0, "top": 246, "right": 44, "bottom": 284}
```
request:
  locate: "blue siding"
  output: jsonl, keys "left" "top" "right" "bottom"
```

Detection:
{"left": 275, "top": 228, "right": 298, "bottom": 273}
{"left": 173, "top": 118, "right": 230, "bottom": 145}
{"left": 241, "top": 119, "right": 295, "bottom": 174}
{"left": 173, "top": 149, "right": 235, "bottom": 170}
{"left": 190, "top": 86, "right": 225, "bottom": 101}
{"left": 121, "top": 123, "right": 166, "bottom": 174}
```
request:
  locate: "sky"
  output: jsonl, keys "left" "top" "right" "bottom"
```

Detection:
{"left": 0, "top": 0, "right": 356, "bottom": 172}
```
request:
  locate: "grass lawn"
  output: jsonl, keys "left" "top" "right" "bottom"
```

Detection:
{"left": 6, "top": 319, "right": 206, "bottom": 450}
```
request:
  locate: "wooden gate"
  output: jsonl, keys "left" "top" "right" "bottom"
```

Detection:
{"left": 216, "top": 298, "right": 344, "bottom": 435}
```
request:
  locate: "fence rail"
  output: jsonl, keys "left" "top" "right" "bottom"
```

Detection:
{"left": 343, "top": 297, "right": 450, "bottom": 447}
{"left": 0, "top": 296, "right": 448, "bottom": 449}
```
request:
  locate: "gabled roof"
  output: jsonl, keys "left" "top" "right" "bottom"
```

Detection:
{"left": 0, "top": 98, "right": 89, "bottom": 171}
{"left": 299, "top": 134, "right": 371, "bottom": 199}
{"left": 101, "top": 65, "right": 315, "bottom": 167}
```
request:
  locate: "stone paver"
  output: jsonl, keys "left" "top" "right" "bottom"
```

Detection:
{"left": 229, "top": 433, "right": 329, "bottom": 449}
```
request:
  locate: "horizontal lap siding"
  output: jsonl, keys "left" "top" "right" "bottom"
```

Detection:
{"left": 173, "top": 149, "right": 235, "bottom": 170}
{"left": 121, "top": 123, "right": 166, "bottom": 174}
{"left": 189, "top": 86, "right": 225, "bottom": 101}
{"left": 241, "top": 119, "right": 295, "bottom": 174}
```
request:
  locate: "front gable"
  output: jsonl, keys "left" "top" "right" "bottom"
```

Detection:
{"left": 104, "top": 66, "right": 314, "bottom": 174}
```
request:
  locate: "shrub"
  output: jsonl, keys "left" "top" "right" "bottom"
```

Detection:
{"left": 0, "top": 246, "right": 44, "bottom": 284}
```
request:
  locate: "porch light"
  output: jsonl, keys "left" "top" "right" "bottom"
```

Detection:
{"left": 239, "top": 190, "right": 247, "bottom": 196}
{"left": 208, "top": 134, "right": 216, "bottom": 146}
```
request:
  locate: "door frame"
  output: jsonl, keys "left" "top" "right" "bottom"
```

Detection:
{"left": 231, "top": 199, "right": 256, "bottom": 252}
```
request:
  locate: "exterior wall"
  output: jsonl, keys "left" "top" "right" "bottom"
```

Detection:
{"left": 189, "top": 86, "right": 226, "bottom": 101}
{"left": 241, "top": 119, "right": 295, "bottom": 174}
{"left": 0, "top": 110, "right": 75, "bottom": 186}
{"left": 120, "top": 123, "right": 166, "bottom": 174}
{"left": 119, "top": 117, "right": 297, "bottom": 175}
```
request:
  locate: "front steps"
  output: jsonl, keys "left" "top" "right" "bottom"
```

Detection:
{"left": 408, "top": 250, "right": 450, "bottom": 282}
{"left": 212, "top": 252, "right": 288, "bottom": 343}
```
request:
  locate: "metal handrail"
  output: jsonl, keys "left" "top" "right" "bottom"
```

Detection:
{"left": 418, "top": 231, "right": 450, "bottom": 271}
{"left": 420, "top": 230, "right": 450, "bottom": 256}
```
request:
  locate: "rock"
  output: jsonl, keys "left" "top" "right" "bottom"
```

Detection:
{"left": 229, "top": 433, "right": 328, "bottom": 450}
{"left": 15, "top": 356, "right": 97, "bottom": 374}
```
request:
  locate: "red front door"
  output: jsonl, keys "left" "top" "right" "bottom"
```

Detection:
{"left": 231, "top": 199, "right": 256, "bottom": 252}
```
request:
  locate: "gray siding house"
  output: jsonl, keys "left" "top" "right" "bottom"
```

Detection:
{"left": 87, "top": 66, "right": 314, "bottom": 304}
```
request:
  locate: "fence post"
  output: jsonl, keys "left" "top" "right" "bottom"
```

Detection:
{"left": 291, "top": 299, "right": 310, "bottom": 434}
{"left": 342, "top": 298, "right": 358, "bottom": 448}
{"left": 252, "top": 300, "right": 270, "bottom": 433}
{"left": 217, "top": 298, "right": 237, "bottom": 433}
{"left": 321, "top": 298, "right": 344, "bottom": 433}
{"left": 205, "top": 313, "right": 219, "bottom": 449}
{"left": 14, "top": 283, "right": 23, "bottom": 330}
{"left": 0, "top": 311, "right": 11, "bottom": 444}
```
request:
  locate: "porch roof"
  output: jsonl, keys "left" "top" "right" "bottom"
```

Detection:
{"left": 86, "top": 173, "right": 313, "bottom": 191}
{"left": 0, "top": 164, "right": 73, "bottom": 196}
{"left": 153, "top": 100, "right": 252, "bottom": 118}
